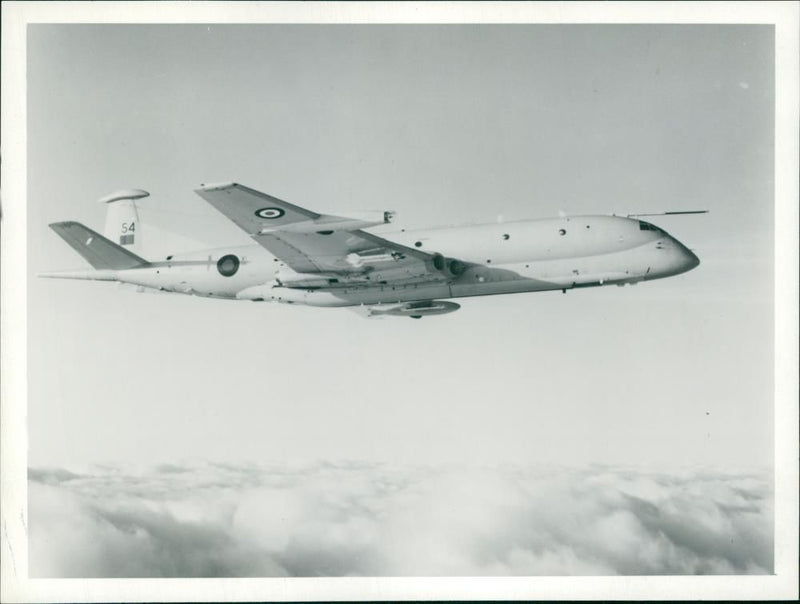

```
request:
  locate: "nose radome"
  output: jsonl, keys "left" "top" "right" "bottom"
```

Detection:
{"left": 645, "top": 237, "right": 700, "bottom": 281}
{"left": 685, "top": 248, "right": 700, "bottom": 270}
{"left": 674, "top": 240, "right": 700, "bottom": 274}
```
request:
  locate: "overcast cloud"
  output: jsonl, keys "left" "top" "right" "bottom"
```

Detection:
{"left": 28, "top": 462, "right": 772, "bottom": 577}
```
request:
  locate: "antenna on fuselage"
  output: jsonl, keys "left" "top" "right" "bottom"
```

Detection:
{"left": 626, "top": 210, "right": 708, "bottom": 218}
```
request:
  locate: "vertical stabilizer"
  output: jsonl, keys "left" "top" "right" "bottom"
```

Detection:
{"left": 98, "top": 189, "right": 149, "bottom": 255}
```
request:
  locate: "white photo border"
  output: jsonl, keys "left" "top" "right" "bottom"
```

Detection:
{"left": 2, "top": 1, "right": 798, "bottom": 601}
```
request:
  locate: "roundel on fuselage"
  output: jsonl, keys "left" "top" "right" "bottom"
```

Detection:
{"left": 217, "top": 254, "right": 240, "bottom": 277}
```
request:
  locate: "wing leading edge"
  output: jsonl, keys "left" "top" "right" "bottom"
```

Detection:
{"left": 194, "top": 183, "right": 446, "bottom": 286}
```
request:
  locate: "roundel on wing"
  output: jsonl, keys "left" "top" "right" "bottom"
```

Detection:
{"left": 255, "top": 207, "right": 285, "bottom": 219}
{"left": 217, "top": 254, "right": 240, "bottom": 277}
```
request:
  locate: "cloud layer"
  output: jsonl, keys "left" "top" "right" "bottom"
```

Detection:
{"left": 28, "top": 462, "right": 773, "bottom": 577}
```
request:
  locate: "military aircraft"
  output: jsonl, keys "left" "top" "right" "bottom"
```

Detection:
{"left": 42, "top": 183, "right": 703, "bottom": 318}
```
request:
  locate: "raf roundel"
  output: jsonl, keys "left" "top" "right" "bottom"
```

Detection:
{"left": 255, "top": 207, "right": 285, "bottom": 220}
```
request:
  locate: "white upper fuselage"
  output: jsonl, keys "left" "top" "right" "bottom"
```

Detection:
{"left": 112, "top": 215, "right": 699, "bottom": 306}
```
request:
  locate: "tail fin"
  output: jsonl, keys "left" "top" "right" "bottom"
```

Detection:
{"left": 99, "top": 189, "right": 149, "bottom": 254}
{"left": 49, "top": 221, "right": 150, "bottom": 270}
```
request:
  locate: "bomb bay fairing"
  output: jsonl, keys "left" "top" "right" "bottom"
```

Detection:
{"left": 42, "top": 183, "right": 702, "bottom": 318}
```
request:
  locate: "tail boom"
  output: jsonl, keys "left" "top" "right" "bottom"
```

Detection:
{"left": 38, "top": 269, "right": 118, "bottom": 281}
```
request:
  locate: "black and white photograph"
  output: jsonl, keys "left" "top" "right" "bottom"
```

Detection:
{"left": 2, "top": 2, "right": 798, "bottom": 601}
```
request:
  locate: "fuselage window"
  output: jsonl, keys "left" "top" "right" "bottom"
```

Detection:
{"left": 639, "top": 221, "right": 663, "bottom": 233}
{"left": 558, "top": 229, "right": 566, "bottom": 236}
{"left": 502, "top": 234, "right": 510, "bottom": 240}
{"left": 415, "top": 241, "right": 422, "bottom": 247}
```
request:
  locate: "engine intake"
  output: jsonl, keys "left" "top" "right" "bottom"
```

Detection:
{"left": 216, "top": 254, "right": 240, "bottom": 277}
{"left": 432, "top": 253, "right": 466, "bottom": 277}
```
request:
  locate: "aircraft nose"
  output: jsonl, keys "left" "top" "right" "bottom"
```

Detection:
{"left": 685, "top": 248, "right": 700, "bottom": 270}
{"left": 673, "top": 240, "right": 700, "bottom": 274}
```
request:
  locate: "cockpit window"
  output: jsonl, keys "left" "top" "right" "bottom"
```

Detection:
{"left": 639, "top": 221, "right": 664, "bottom": 233}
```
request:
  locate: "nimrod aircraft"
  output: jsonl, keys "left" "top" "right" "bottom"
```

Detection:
{"left": 43, "top": 183, "right": 703, "bottom": 318}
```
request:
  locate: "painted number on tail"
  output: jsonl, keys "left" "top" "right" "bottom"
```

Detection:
{"left": 120, "top": 222, "right": 135, "bottom": 245}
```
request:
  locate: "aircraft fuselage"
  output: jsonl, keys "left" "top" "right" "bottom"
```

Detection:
{"left": 112, "top": 215, "right": 699, "bottom": 306}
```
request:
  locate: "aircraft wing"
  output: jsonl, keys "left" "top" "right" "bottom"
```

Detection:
{"left": 194, "top": 183, "right": 446, "bottom": 284}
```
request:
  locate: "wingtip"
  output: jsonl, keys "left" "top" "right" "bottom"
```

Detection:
{"left": 196, "top": 181, "right": 238, "bottom": 192}
{"left": 97, "top": 189, "right": 150, "bottom": 204}
{"left": 48, "top": 220, "right": 78, "bottom": 229}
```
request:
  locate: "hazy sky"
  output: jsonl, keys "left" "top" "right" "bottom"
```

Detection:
{"left": 27, "top": 24, "right": 774, "bottom": 470}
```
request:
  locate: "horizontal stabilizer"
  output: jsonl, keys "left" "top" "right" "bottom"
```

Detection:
{"left": 39, "top": 269, "right": 118, "bottom": 281}
{"left": 49, "top": 221, "right": 150, "bottom": 270}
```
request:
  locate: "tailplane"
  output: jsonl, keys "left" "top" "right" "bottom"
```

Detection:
{"left": 48, "top": 221, "right": 150, "bottom": 270}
